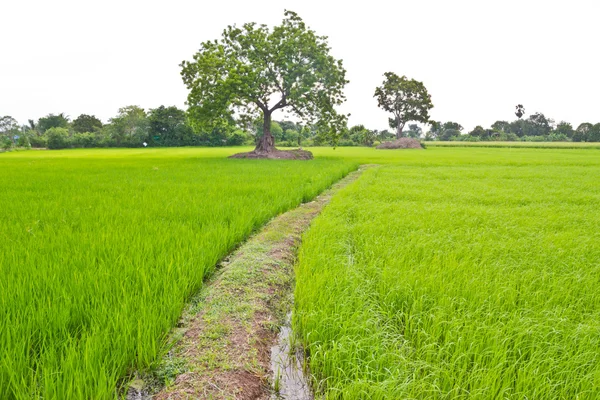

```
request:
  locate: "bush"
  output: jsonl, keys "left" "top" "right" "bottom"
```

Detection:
{"left": 1, "top": 136, "right": 13, "bottom": 151}
{"left": 521, "top": 135, "right": 546, "bottom": 142}
{"left": 29, "top": 135, "right": 48, "bottom": 148}
{"left": 337, "top": 139, "right": 357, "bottom": 147}
{"left": 546, "top": 133, "right": 571, "bottom": 142}
{"left": 46, "top": 127, "right": 71, "bottom": 149}
{"left": 227, "top": 130, "right": 251, "bottom": 146}
{"left": 72, "top": 132, "right": 97, "bottom": 148}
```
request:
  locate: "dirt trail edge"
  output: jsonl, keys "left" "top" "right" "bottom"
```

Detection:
{"left": 133, "top": 166, "right": 371, "bottom": 400}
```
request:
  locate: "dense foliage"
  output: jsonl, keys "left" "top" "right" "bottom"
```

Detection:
{"left": 374, "top": 72, "right": 433, "bottom": 139}
{"left": 181, "top": 10, "right": 348, "bottom": 153}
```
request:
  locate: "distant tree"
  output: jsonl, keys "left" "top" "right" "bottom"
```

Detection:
{"left": 181, "top": 10, "right": 348, "bottom": 154}
{"left": 439, "top": 129, "right": 461, "bottom": 141}
{"left": 27, "top": 119, "right": 37, "bottom": 132}
{"left": 526, "top": 112, "right": 554, "bottom": 136}
{"left": 46, "top": 127, "right": 70, "bottom": 149}
{"left": 377, "top": 129, "right": 393, "bottom": 142}
{"left": 443, "top": 121, "right": 463, "bottom": 132}
{"left": 374, "top": 72, "right": 433, "bottom": 139}
{"left": 279, "top": 120, "right": 298, "bottom": 133}
{"left": 426, "top": 121, "right": 443, "bottom": 140}
{"left": 468, "top": 126, "right": 486, "bottom": 138}
{"left": 0, "top": 116, "right": 19, "bottom": 146}
{"left": 348, "top": 124, "right": 375, "bottom": 146}
{"left": 38, "top": 113, "right": 70, "bottom": 134}
{"left": 590, "top": 123, "right": 600, "bottom": 142}
{"left": 270, "top": 121, "right": 284, "bottom": 141}
{"left": 406, "top": 124, "right": 423, "bottom": 139}
{"left": 573, "top": 123, "right": 593, "bottom": 142}
{"left": 147, "top": 106, "right": 194, "bottom": 145}
{"left": 555, "top": 121, "right": 574, "bottom": 139}
{"left": 491, "top": 120, "right": 510, "bottom": 132}
{"left": 72, "top": 114, "right": 103, "bottom": 133}
{"left": 108, "top": 106, "right": 148, "bottom": 145}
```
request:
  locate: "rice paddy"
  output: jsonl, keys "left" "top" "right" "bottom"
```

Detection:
{"left": 295, "top": 148, "right": 600, "bottom": 399}
{"left": 2, "top": 146, "right": 599, "bottom": 399}
{"left": 0, "top": 148, "right": 357, "bottom": 399}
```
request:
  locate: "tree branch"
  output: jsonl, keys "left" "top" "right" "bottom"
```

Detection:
{"left": 255, "top": 99, "right": 267, "bottom": 112}
{"left": 269, "top": 95, "right": 287, "bottom": 112}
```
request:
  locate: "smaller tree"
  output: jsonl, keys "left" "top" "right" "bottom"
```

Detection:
{"left": 348, "top": 125, "right": 375, "bottom": 146}
{"left": 46, "top": 127, "right": 70, "bottom": 149}
{"left": 72, "top": 114, "right": 103, "bottom": 133}
{"left": 0, "top": 116, "right": 19, "bottom": 146}
{"left": 38, "top": 113, "right": 70, "bottom": 134}
{"left": 148, "top": 106, "right": 193, "bottom": 145}
{"left": 406, "top": 124, "right": 423, "bottom": 139}
{"left": 574, "top": 123, "right": 593, "bottom": 142}
{"left": 526, "top": 112, "right": 554, "bottom": 136}
{"left": 374, "top": 72, "right": 433, "bottom": 139}
{"left": 468, "top": 126, "right": 486, "bottom": 138}
{"left": 555, "top": 121, "right": 574, "bottom": 139}
{"left": 491, "top": 120, "right": 510, "bottom": 133}
{"left": 108, "top": 106, "right": 148, "bottom": 146}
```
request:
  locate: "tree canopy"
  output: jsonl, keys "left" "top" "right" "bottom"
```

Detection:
{"left": 180, "top": 10, "right": 348, "bottom": 154}
{"left": 72, "top": 114, "right": 103, "bottom": 133}
{"left": 37, "top": 113, "right": 70, "bottom": 134}
{"left": 374, "top": 72, "right": 433, "bottom": 139}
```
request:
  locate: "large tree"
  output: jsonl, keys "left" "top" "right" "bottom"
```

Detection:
{"left": 180, "top": 10, "right": 348, "bottom": 154}
{"left": 374, "top": 72, "right": 433, "bottom": 139}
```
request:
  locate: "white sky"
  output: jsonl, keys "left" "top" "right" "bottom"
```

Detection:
{"left": 1, "top": 0, "right": 598, "bottom": 132}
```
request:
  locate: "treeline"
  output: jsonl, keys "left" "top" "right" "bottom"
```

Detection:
{"left": 1, "top": 106, "right": 248, "bottom": 150}
{"left": 0, "top": 106, "right": 362, "bottom": 150}
{"left": 426, "top": 113, "right": 600, "bottom": 142}
{"left": 2, "top": 108, "right": 600, "bottom": 151}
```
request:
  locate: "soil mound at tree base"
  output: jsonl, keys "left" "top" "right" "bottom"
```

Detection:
{"left": 376, "top": 138, "right": 424, "bottom": 149}
{"left": 229, "top": 148, "right": 314, "bottom": 160}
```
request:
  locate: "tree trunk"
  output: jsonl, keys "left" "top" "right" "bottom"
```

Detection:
{"left": 254, "top": 110, "right": 275, "bottom": 153}
{"left": 395, "top": 123, "right": 404, "bottom": 140}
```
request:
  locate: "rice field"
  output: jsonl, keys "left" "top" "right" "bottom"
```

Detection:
{"left": 295, "top": 148, "right": 600, "bottom": 399}
{"left": 0, "top": 148, "right": 357, "bottom": 399}
{"left": 3, "top": 146, "right": 600, "bottom": 399}
{"left": 425, "top": 141, "right": 600, "bottom": 149}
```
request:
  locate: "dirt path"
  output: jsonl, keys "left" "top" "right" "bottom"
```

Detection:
{"left": 134, "top": 166, "right": 368, "bottom": 400}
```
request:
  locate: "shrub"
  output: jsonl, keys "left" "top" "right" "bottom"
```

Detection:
{"left": 546, "top": 133, "right": 571, "bottom": 142}
{"left": 1, "top": 136, "right": 13, "bottom": 151}
{"left": 46, "top": 127, "right": 71, "bottom": 149}
{"left": 72, "top": 132, "right": 96, "bottom": 148}
{"left": 227, "top": 130, "right": 251, "bottom": 146}
{"left": 29, "top": 135, "right": 48, "bottom": 148}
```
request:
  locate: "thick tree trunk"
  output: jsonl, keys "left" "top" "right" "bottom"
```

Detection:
{"left": 395, "top": 123, "right": 404, "bottom": 140}
{"left": 254, "top": 110, "right": 275, "bottom": 153}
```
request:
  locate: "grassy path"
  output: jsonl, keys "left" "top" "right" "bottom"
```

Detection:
{"left": 144, "top": 167, "right": 369, "bottom": 399}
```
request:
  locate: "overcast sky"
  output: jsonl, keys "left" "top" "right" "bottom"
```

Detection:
{"left": 1, "top": 0, "right": 598, "bottom": 132}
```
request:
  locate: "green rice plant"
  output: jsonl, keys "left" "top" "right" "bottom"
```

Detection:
{"left": 295, "top": 148, "right": 600, "bottom": 399}
{"left": 425, "top": 141, "right": 600, "bottom": 149}
{"left": 0, "top": 148, "right": 357, "bottom": 399}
